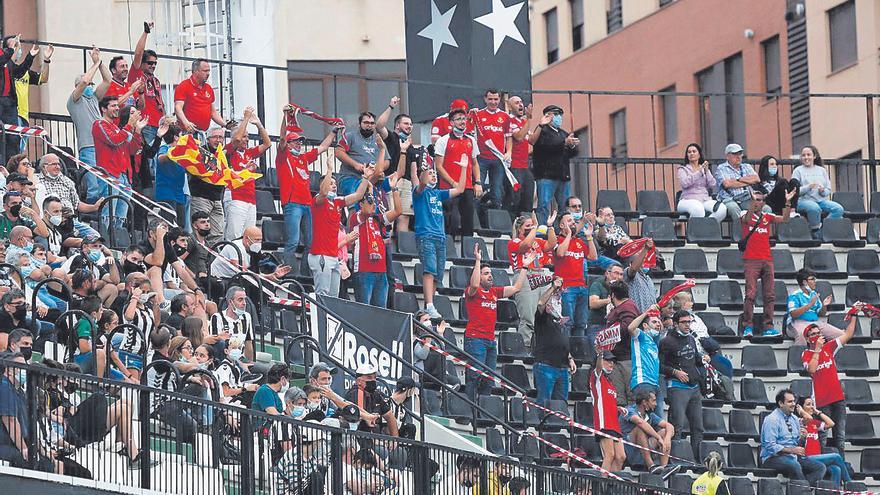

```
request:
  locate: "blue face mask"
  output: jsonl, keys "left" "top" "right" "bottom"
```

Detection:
{"left": 83, "top": 85, "right": 96, "bottom": 99}
{"left": 398, "top": 131, "right": 410, "bottom": 141}
{"left": 551, "top": 114, "right": 563, "bottom": 128}
{"left": 768, "top": 167, "right": 778, "bottom": 176}
{"left": 326, "top": 191, "right": 337, "bottom": 201}
{"left": 229, "top": 348, "right": 243, "bottom": 361}
{"left": 292, "top": 406, "right": 305, "bottom": 417}
{"left": 21, "top": 243, "right": 33, "bottom": 253}
{"left": 31, "top": 257, "right": 45, "bottom": 268}
{"left": 87, "top": 250, "right": 102, "bottom": 263}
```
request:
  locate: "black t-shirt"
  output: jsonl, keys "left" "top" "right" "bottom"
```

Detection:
{"left": 382, "top": 132, "right": 422, "bottom": 175}
{"left": 532, "top": 309, "right": 570, "bottom": 369}
{"left": 165, "top": 313, "right": 185, "bottom": 332}
{"left": 189, "top": 175, "right": 225, "bottom": 201}
{"left": 344, "top": 385, "right": 390, "bottom": 433}
{"left": 140, "top": 237, "right": 179, "bottom": 272}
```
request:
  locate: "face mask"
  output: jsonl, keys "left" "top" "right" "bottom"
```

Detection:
{"left": 288, "top": 147, "right": 302, "bottom": 156}
{"left": 602, "top": 367, "right": 613, "bottom": 375}
{"left": 197, "top": 362, "right": 209, "bottom": 370}
{"left": 398, "top": 131, "right": 410, "bottom": 141}
{"left": 768, "top": 167, "right": 778, "bottom": 176}
{"left": 359, "top": 128, "right": 374, "bottom": 138}
{"left": 31, "top": 257, "right": 45, "bottom": 269}
{"left": 18, "top": 346, "right": 32, "bottom": 361}
{"left": 123, "top": 260, "right": 145, "bottom": 275}
{"left": 83, "top": 85, "right": 96, "bottom": 99}
{"left": 197, "top": 228, "right": 211, "bottom": 238}
{"left": 48, "top": 215, "right": 63, "bottom": 226}
{"left": 233, "top": 307, "right": 246, "bottom": 317}
{"left": 9, "top": 204, "right": 21, "bottom": 217}
{"left": 676, "top": 328, "right": 689, "bottom": 337}
{"left": 21, "top": 243, "right": 33, "bottom": 253}
{"left": 248, "top": 242, "right": 262, "bottom": 254}
{"left": 571, "top": 211, "right": 583, "bottom": 221}
{"left": 364, "top": 380, "right": 378, "bottom": 393}
{"left": 280, "top": 382, "right": 290, "bottom": 395}
{"left": 16, "top": 369, "right": 27, "bottom": 387}
{"left": 292, "top": 406, "right": 305, "bottom": 417}
{"left": 12, "top": 306, "right": 27, "bottom": 321}
{"left": 806, "top": 333, "right": 821, "bottom": 346}
{"left": 326, "top": 191, "right": 337, "bottom": 201}
{"left": 229, "top": 348, "right": 243, "bottom": 361}
{"left": 173, "top": 244, "right": 187, "bottom": 256}
{"left": 452, "top": 127, "right": 465, "bottom": 138}
{"left": 646, "top": 329, "right": 660, "bottom": 339}
{"left": 46, "top": 172, "right": 62, "bottom": 180}
{"left": 63, "top": 382, "right": 77, "bottom": 394}
{"left": 87, "top": 250, "right": 103, "bottom": 263}
{"left": 139, "top": 293, "right": 153, "bottom": 304}
{"left": 306, "top": 400, "right": 320, "bottom": 411}
{"left": 348, "top": 422, "right": 359, "bottom": 431}
{"left": 551, "top": 114, "right": 563, "bottom": 128}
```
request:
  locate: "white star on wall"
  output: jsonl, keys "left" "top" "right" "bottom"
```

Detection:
{"left": 474, "top": 0, "right": 526, "bottom": 54}
{"left": 417, "top": 0, "right": 459, "bottom": 65}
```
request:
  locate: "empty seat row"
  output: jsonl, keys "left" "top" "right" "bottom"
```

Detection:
{"left": 674, "top": 247, "right": 880, "bottom": 280}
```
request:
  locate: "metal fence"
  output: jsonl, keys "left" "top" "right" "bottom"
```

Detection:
{"left": 0, "top": 359, "right": 686, "bottom": 495}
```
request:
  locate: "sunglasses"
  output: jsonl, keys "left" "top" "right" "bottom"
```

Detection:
{"left": 144, "top": 61, "right": 158, "bottom": 66}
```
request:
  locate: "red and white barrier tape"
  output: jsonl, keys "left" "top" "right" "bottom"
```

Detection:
{"left": 528, "top": 432, "right": 624, "bottom": 481}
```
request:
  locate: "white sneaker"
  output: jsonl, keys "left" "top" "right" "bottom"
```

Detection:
{"left": 425, "top": 304, "right": 441, "bottom": 319}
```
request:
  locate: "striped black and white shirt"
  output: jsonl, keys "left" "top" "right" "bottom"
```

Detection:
{"left": 209, "top": 310, "right": 254, "bottom": 344}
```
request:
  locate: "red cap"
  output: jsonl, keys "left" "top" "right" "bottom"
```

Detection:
{"left": 645, "top": 309, "right": 661, "bottom": 318}
{"left": 284, "top": 131, "right": 303, "bottom": 142}
{"left": 803, "top": 324, "right": 821, "bottom": 344}
{"left": 450, "top": 99, "right": 469, "bottom": 111}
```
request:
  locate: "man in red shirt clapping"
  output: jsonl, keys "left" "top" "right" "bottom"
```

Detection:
{"left": 463, "top": 244, "right": 533, "bottom": 400}
{"left": 470, "top": 89, "right": 511, "bottom": 208}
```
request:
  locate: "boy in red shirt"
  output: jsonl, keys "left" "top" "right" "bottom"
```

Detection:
{"left": 801, "top": 301, "right": 862, "bottom": 455}
{"left": 739, "top": 186, "right": 796, "bottom": 338}
{"left": 591, "top": 350, "right": 626, "bottom": 472}
{"left": 463, "top": 244, "right": 533, "bottom": 400}
{"left": 552, "top": 212, "right": 597, "bottom": 338}
{"left": 349, "top": 175, "right": 402, "bottom": 308}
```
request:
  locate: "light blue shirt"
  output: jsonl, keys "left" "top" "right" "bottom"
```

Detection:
{"left": 631, "top": 328, "right": 660, "bottom": 389}
{"left": 760, "top": 408, "right": 801, "bottom": 462}
{"left": 787, "top": 288, "right": 822, "bottom": 322}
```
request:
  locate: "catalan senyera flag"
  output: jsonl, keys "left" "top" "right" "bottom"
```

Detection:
{"left": 166, "top": 135, "right": 262, "bottom": 189}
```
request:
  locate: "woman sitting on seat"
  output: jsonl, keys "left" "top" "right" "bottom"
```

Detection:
{"left": 676, "top": 143, "right": 726, "bottom": 222}
{"left": 757, "top": 154, "right": 800, "bottom": 215}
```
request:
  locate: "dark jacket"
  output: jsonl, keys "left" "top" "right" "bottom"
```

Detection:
{"left": 532, "top": 125, "right": 577, "bottom": 181}
{"left": 659, "top": 330, "right": 704, "bottom": 385}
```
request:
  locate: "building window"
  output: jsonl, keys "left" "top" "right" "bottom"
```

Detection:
{"left": 606, "top": 0, "right": 622, "bottom": 34}
{"left": 544, "top": 8, "right": 559, "bottom": 64}
{"left": 659, "top": 0, "right": 675, "bottom": 6}
{"left": 697, "top": 53, "right": 745, "bottom": 156}
{"left": 287, "top": 60, "right": 406, "bottom": 137}
{"left": 828, "top": 0, "right": 857, "bottom": 72}
{"left": 762, "top": 35, "right": 781, "bottom": 95}
{"left": 610, "top": 109, "right": 627, "bottom": 158}
{"left": 570, "top": 0, "right": 584, "bottom": 51}
{"left": 660, "top": 86, "right": 677, "bottom": 147}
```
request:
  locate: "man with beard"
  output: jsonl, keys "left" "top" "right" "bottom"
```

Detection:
{"left": 470, "top": 89, "right": 510, "bottom": 208}
{"left": 506, "top": 95, "right": 533, "bottom": 214}
{"left": 377, "top": 96, "right": 420, "bottom": 233}
{"left": 127, "top": 21, "right": 165, "bottom": 171}
{"left": 335, "top": 111, "right": 381, "bottom": 197}
{"left": 174, "top": 58, "right": 229, "bottom": 134}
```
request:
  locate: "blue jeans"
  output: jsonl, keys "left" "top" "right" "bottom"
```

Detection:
{"left": 478, "top": 157, "right": 505, "bottom": 207}
{"left": 35, "top": 288, "right": 67, "bottom": 312}
{"left": 562, "top": 286, "right": 590, "bottom": 337}
{"left": 533, "top": 361, "right": 570, "bottom": 404}
{"left": 337, "top": 175, "right": 362, "bottom": 197}
{"left": 809, "top": 453, "right": 851, "bottom": 484}
{"left": 797, "top": 198, "right": 844, "bottom": 228}
{"left": 142, "top": 124, "right": 158, "bottom": 174}
{"left": 101, "top": 173, "right": 131, "bottom": 229}
{"left": 355, "top": 272, "right": 389, "bottom": 308}
{"left": 416, "top": 236, "right": 446, "bottom": 278}
{"left": 762, "top": 455, "right": 826, "bottom": 485}
{"left": 72, "top": 218, "right": 99, "bottom": 238}
{"left": 283, "top": 203, "right": 312, "bottom": 254}
{"left": 78, "top": 146, "right": 104, "bottom": 204}
{"left": 464, "top": 336, "right": 497, "bottom": 400}
{"left": 182, "top": 196, "right": 192, "bottom": 233}
{"left": 536, "top": 179, "right": 570, "bottom": 225}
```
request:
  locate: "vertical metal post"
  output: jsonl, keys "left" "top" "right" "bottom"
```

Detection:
{"left": 240, "top": 414, "right": 255, "bottom": 495}
{"left": 139, "top": 387, "right": 152, "bottom": 488}
{"left": 25, "top": 367, "right": 38, "bottom": 468}
{"left": 256, "top": 67, "right": 266, "bottom": 124}
{"left": 410, "top": 444, "right": 431, "bottom": 493}
{"left": 867, "top": 96, "right": 877, "bottom": 193}
{"left": 330, "top": 430, "right": 344, "bottom": 495}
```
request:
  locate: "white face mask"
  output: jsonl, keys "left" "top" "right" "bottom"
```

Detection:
{"left": 248, "top": 242, "right": 262, "bottom": 254}
{"left": 48, "top": 215, "right": 63, "bottom": 226}
{"left": 233, "top": 307, "right": 246, "bottom": 317}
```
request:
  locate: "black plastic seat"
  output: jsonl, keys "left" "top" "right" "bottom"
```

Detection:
{"left": 787, "top": 345, "right": 807, "bottom": 374}
{"left": 443, "top": 393, "right": 474, "bottom": 423}
{"left": 847, "top": 249, "right": 880, "bottom": 279}
{"left": 827, "top": 313, "right": 870, "bottom": 344}
{"left": 491, "top": 268, "right": 511, "bottom": 286}
{"left": 637, "top": 190, "right": 676, "bottom": 217}
{"left": 708, "top": 280, "right": 743, "bottom": 310}
{"left": 821, "top": 218, "right": 865, "bottom": 247}
{"left": 741, "top": 345, "right": 785, "bottom": 377}
{"left": 596, "top": 189, "right": 638, "bottom": 219}
{"left": 836, "top": 345, "right": 879, "bottom": 377}
{"left": 802, "top": 248, "right": 846, "bottom": 279}
{"left": 755, "top": 280, "right": 789, "bottom": 311}
{"left": 500, "top": 363, "right": 532, "bottom": 394}
{"left": 757, "top": 478, "right": 784, "bottom": 495}
{"left": 509, "top": 397, "right": 540, "bottom": 427}
{"left": 789, "top": 379, "right": 813, "bottom": 402}
{"left": 668, "top": 474, "right": 696, "bottom": 493}
{"left": 261, "top": 219, "right": 286, "bottom": 249}
{"left": 728, "top": 477, "right": 755, "bottom": 495}
{"left": 729, "top": 443, "right": 774, "bottom": 477}
{"left": 673, "top": 248, "right": 716, "bottom": 278}
{"left": 395, "top": 231, "right": 419, "bottom": 259}
{"left": 432, "top": 294, "right": 456, "bottom": 321}
{"left": 492, "top": 238, "right": 510, "bottom": 262}
{"left": 538, "top": 433, "right": 570, "bottom": 464}
{"left": 641, "top": 217, "right": 684, "bottom": 247}
{"left": 776, "top": 217, "right": 821, "bottom": 247}
{"left": 569, "top": 368, "right": 590, "bottom": 401}
{"left": 449, "top": 265, "right": 471, "bottom": 290}
{"left": 815, "top": 280, "right": 844, "bottom": 311}
{"left": 573, "top": 401, "right": 594, "bottom": 427}
{"left": 485, "top": 428, "right": 506, "bottom": 456}
{"left": 770, "top": 249, "right": 797, "bottom": 278}
{"left": 476, "top": 395, "right": 505, "bottom": 427}
{"left": 510, "top": 434, "right": 539, "bottom": 462}
{"left": 841, "top": 378, "right": 880, "bottom": 411}
{"left": 785, "top": 479, "right": 811, "bottom": 495}
{"left": 715, "top": 248, "right": 744, "bottom": 278}
{"left": 255, "top": 189, "right": 280, "bottom": 219}
{"left": 868, "top": 217, "right": 880, "bottom": 243}
{"left": 860, "top": 448, "right": 880, "bottom": 475}
{"left": 697, "top": 312, "right": 737, "bottom": 339}
{"left": 846, "top": 280, "right": 880, "bottom": 306}
{"left": 846, "top": 413, "right": 880, "bottom": 445}
{"left": 393, "top": 292, "right": 420, "bottom": 314}
{"left": 702, "top": 408, "right": 726, "bottom": 439}
{"left": 497, "top": 332, "right": 530, "bottom": 363}
{"left": 687, "top": 217, "right": 730, "bottom": 247}
{"left": 669, "top": 439, "right": 695, "bottom": 464}
{"left": 486, "top": 209, "right": 513, "bottom": 234}
{"left": 699, "top": 441, "right": 726, "bottom": 465}
{"left": 540, "top": 400, "right": 570, "bottom": 431}
{"left": 571, "top": 434, "right": 602, "bottom": 462}
{"left": 728, "top": 409, "right": 759, "bottom": 441}
{"left": 833, "top": 191, "right": 872, "bottom": 221}
{"left": 496, "top": 300, "right": 518, "bottom": 327}
{"left": 460, "top": 236, "right": 490, "bottom": 262}
{"left": 569, "top": 336, "right": 591, "bottom": 364}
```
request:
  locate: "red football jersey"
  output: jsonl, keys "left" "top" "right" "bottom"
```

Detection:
{"left": 802, "top": 339, "right": 844, "bottom": 407}
{"left": 310, "top": 197, "right": 346, "bottom": 257}
{"left": 471, "top": 108, "right": 510, "bottom": 160}
{"left": 552, "top": 236, "right": 589, "bottom": 287}
{"left": 508, "top": 114, "right": 529, "bottom": 169}
{"left": 434, "top": 134, "right": 478, "bottom": 189}
{"left": 464, "top": 286, "right": 504, "bottom": 340}
{"left": 741, "top": 212, "right": 774, "bottom": 261}
{"left": 590, "top": 369, "right": 621, "bottom": 434}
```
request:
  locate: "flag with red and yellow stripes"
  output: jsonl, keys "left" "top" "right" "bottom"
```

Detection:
{"left": 166, "top": 135, "right": 261, "bottom": 189}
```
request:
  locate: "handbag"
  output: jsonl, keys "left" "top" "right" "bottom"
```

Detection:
{"left": 737, "top": 213, "right": 763, "bottom": 252}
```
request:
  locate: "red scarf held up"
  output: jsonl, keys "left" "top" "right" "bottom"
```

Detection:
{"left": 616, "top": 238, "right": 657, "bottom": 268}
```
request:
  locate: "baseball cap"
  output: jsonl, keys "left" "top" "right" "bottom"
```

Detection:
{"left": 284, "top": 131, "right": 303, "bottom": 142}
{"left": 355, "top": 362, "right": 378, "bottom": 376}
{"left": 338, "top": 404, "right": 361, "bottom": 423}
{"left": 81, "top": 234, "right": 105, "bottom": 245}
{"left": 600, "top": 350, "right": 616, "bottom": 362}
{"left": 450, "top": 99, "right": 469, "bottom": 111}
{"left": 395, "top": 376, "right": 418, "bottom": 392}
{"left": 724, "top": 143, "right": 744, "bottom": 154}
{"left": 542, "top": 105, "right": 564, "bottom": 115}
{"left": 7, "top": 173, "right": 32, "bottom": 185}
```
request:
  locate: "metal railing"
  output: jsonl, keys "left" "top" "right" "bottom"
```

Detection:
{"left": 0, "top": 360, "right": 687, "bottom": 495}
